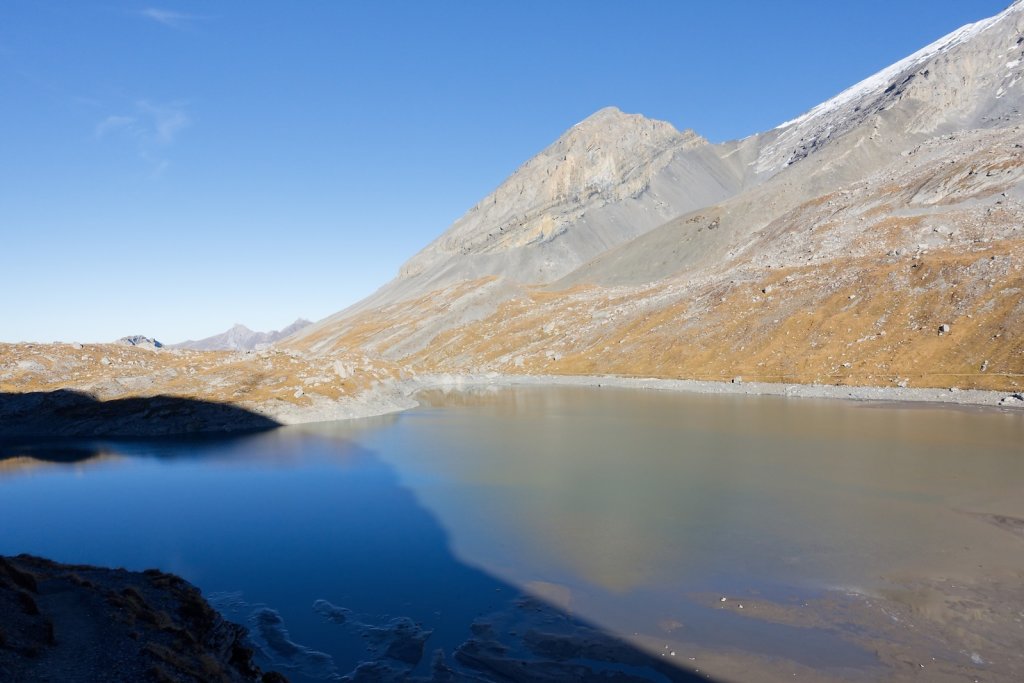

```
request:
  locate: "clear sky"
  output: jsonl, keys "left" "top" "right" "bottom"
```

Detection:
{"left": 1, "top": 0, "right": 1010, "bottom": 343}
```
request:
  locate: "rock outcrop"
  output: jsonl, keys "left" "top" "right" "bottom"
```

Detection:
{"left": 117, "top": 336, "right": 164, "bottom": 350}
{"left": 0, "top": 554, "right": 286, "bottom": 683}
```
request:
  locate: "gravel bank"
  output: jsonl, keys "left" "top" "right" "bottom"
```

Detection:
{"left": 397, "top": 373, "right": 1024, "bottom": 411}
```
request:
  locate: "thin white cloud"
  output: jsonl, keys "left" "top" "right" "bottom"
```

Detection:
{"left": 95, "top": 100, "right": 191, "bottom": 171}
{"left": 139, "top": 8, "right": 197, "bottom": 29}
{"left": 96, "top": 100, "right": 190, "bottom": 145}
{"left": 137, "top": 100, "right": 190, "bottom": 144}
{"left": 94, "top": 114, "right": 137, "bottom": 138}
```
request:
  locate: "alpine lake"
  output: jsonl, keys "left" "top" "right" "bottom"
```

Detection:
{"left": 2, "top": 385, "right": 1022, "bottom": 682}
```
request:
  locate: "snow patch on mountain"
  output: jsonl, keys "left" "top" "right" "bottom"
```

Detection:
{"left": 775, "top": 9, "right": 1010, "bottom": 132}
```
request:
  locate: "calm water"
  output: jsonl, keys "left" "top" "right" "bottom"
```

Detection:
{"left": 1, "top": 386, "right": 1022, "bottom": 681}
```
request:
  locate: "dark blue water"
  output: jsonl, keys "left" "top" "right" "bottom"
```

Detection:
{"left": 2, "top": 386, "right": 1022, "bottom": 681}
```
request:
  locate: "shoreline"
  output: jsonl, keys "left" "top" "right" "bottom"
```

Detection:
{"left": 380, "top": 372, "right": 1024, "bottom": 417}
{"left": 2, "top": 373, "right": 1020, "bottom": 440}
{"left": 282, "top": 370, "right": 1023, "bottom": 426}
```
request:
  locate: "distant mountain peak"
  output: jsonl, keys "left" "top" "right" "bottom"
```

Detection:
{"left": 174, "top": 319, "right": 312, "bottom": 351}
{"left": 116, "top": 335, "right": 163, "bottom": 349}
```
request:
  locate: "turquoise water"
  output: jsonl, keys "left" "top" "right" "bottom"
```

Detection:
{"left": 2, "top": 386, "right": 1022, "bottom": 681}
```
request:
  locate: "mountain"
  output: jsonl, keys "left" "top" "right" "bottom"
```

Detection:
{"left": 290, "top": 108, "right": 760, "bottom": 357}
{"left": 286, "top": 1, "right": 1024, "bottom": 392}
{"left": 397, "top": 107, "right": 756, "bottom": 288}
{"left": 116, "top": 335, "right": 163, "bottom": 350}
{"left": 176, "top": 319, "right": 312, "bottom": 351}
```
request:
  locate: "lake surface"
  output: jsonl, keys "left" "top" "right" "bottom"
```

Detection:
{"left": 2, "top": 386, "right": 1023, "bottom": 682}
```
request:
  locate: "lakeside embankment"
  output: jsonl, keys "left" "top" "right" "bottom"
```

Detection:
{"left": 2, "top": 342, "right": 1021, "bottom": 437}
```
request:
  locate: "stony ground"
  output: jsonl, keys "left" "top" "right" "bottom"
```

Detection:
{"left": 0, "top": 342, "right": 417, "bottom": 433}
{"left": 0, "top": 555, "right": 286, "bottom": 682}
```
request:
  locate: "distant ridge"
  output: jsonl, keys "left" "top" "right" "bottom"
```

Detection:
{"left": 116, "top": 335, "right": 163, "bottom": 350}
{"left": 174, "top": 319, "right": 312, "bottom": 351}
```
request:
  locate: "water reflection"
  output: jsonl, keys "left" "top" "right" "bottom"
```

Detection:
{"left": 380, "top": 388, "right": 1024, "bottom": 590}
{"left": 2, "top": 387, "right": 1021, "bottom": 681}
{"left": 357, "top": 387, "right": 1024, "bottom": 675}
{"left": 0, "top": 420, "right": 714, "bottom": 682}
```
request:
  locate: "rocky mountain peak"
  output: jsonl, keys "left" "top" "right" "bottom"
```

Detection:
{"left": 398, "top": 108, "right": 707, "bottom": 279}
{"left": 566, "top": 105, "right": 700, "bottom": 147}
{"left": 116, "top": 335, "right": 163, "bottom": 350}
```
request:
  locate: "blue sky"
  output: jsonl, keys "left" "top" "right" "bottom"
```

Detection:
{"left": 1, "top": 0, "right": 1009, "bottom": 343}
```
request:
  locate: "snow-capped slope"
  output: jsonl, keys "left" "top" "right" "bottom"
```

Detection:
{"left": 755, "top": 0, "right": 1024, "bottom": 176}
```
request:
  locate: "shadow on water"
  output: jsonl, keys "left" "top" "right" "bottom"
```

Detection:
{"left": 0, "top": 389, "right": 283, "bottom": 477}
{"left": 0, "top": 389, "right": 281, "bottom": 439}
{"left": 0, "top": 423, "right": 718, "bottom": 682}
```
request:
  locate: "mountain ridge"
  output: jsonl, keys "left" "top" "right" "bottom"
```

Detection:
{"left": 176, "top": 319, "right": 311, "bottom": 351}
{"left": 283, "top": 2, "right": 1024, "bottom": 391}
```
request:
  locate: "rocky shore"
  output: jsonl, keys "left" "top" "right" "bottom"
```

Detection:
{"left": 0, "top": 554, "right": 286, "bottom": 682}
{"left": 1, "top": 341, "right": 1020, "bottom": 439}
{"left": 410, "top": 372, "right": 1024, "bottom": 410}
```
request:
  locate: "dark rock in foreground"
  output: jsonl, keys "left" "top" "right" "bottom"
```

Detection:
{"left": 0, "top": 554, "right": 287, "bottom": 683}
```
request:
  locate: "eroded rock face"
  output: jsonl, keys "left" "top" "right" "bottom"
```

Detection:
{"left": 402, "top": 107, "right": 706, "bottom": 271}
{"left": 0, "top": 554, "right": 287, "bottom": 683}
{"left": 351, "top": 106, "right": 753, "bottom": 302}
